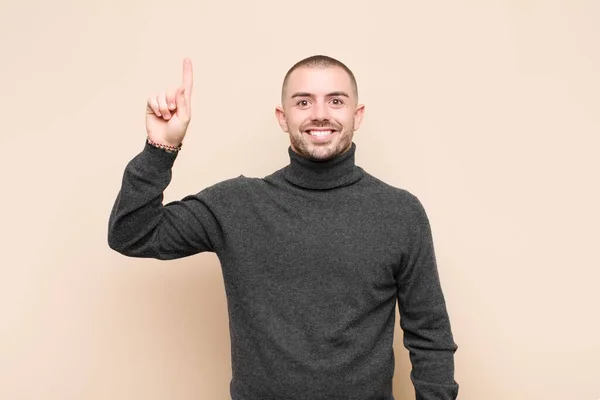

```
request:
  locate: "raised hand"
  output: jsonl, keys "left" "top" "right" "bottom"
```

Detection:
{"left": 145, "top": 58, "right": 194, "bottom": 147}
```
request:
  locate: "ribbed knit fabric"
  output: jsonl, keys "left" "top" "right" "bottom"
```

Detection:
{"left": 108, "top": 141, "right": 459, "bottom": 400}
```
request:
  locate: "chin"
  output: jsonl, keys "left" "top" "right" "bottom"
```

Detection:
{"left": 303, "top": 143, "right": 344, "bottom": 161}
{"left": 290, "top": 132, "right": 352, "bottom": 161}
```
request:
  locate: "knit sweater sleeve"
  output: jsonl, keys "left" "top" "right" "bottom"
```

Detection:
{"left": 107, "top": 141, "right": 224, "bottom": 259}
{"left": 397, "top": 196, "right": 459, "bottom": 400}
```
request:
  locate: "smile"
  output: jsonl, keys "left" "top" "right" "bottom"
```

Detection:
{"left": 306, "top": 130, "right": 334, "bottom": 137}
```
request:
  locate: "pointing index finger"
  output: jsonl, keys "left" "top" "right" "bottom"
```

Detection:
{"left": 182, "top": 58, "right": 193, "bottom": 99}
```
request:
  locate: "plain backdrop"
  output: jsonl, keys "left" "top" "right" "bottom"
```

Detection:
{"left": 1, "top": 1, "right": 599, "bottom": 399}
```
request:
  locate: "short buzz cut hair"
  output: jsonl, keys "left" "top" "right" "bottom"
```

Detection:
{"left": 281, "top": 55, "right": 359, "bottom": 102}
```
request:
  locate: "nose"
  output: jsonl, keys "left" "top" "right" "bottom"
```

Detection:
{"left": 310, "top": 100, "right": 331, "bottom": 122}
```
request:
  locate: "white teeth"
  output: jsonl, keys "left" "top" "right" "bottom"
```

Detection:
{"left": 308, "top": 130, "right": 333, "bottom": 137}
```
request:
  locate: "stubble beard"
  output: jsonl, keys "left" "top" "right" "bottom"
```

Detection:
{"left": 290, "top": 130, "right": 352, "bottom": 162}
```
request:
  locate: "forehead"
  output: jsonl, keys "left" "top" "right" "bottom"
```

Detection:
{"left": 284, "top": 66, "right": 355, "bottom": 98}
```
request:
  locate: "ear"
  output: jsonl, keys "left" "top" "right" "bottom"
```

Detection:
{"left": 275, "top": 106, "right": 289, "bottom": 132}
{"left": 353, "top": 104, "right": 365, "bottom": 131}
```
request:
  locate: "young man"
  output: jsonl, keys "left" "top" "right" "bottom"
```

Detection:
{"left": 108, "top": 55, "right": 459, "bottom": 400}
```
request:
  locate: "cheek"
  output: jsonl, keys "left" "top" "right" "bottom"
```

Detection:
{"left": 333, "top": 111, "right": 356, "bottom": 130}
{"left": 288, "top": 114, "right": 310, "bottom": 132}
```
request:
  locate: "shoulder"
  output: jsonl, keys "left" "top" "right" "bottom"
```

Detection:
{"left": 360, "top": 171, "right": 427, "bottom": 218}
{"left": 195, "top": 174, "right": 272, "bottom": 204}
{"left": 195, "top": 174, "right": 253, "bottom": 201}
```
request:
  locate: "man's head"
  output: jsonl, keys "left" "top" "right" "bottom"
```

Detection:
{"left": 275, "top": 55, "right": 365, "bottom": 161}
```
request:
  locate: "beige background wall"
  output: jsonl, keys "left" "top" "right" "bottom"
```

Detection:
{"left": 1, "top": 0, "right": 598, "bottom": 399}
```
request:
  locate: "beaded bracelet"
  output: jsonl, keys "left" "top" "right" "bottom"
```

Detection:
{"left": 147, "top": 137, "right": 182, "bottom": 153}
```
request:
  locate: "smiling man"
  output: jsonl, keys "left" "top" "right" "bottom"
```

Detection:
{"left": 108, "top": 55, "right": 459, "bottom": 400}
{"left": 275, "top": 59, "right": 363, "bottom": 161}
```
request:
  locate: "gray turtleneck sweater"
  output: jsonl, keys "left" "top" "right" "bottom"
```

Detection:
{"left": 108, "top": 141, "right": 459, "bottom": 400}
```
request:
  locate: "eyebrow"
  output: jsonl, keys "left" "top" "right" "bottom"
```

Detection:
{"left": 290, "top": 91, "right": 350, "bottom": 99}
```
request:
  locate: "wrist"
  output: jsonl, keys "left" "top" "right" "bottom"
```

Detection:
{"left": 147, "top": 137, "right": 182, "bottom": 153}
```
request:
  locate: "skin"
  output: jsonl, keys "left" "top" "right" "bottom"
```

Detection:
{"left": 145, "top": 59, "right": 365, "bottom": 162}
{"left": 275, "top": 66, "right": 365, "bottom": 161}
{"left": 145, "top": 58, "right": 194, "bottom": 147}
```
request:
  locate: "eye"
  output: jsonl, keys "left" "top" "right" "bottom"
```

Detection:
{"left": 296, "top": 100, "right": 310, "bottom": 107}
{"left": 330, "top": 98, "right": 345, "bottom": 106}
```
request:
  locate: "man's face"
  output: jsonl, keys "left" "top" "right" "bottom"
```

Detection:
{"left": 276, "top": 66, "right": 365, "bottom": 161}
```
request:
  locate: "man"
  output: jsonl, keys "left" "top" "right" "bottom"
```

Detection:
{"left": 108, "top": 55, "right": 459, "bottom": 400}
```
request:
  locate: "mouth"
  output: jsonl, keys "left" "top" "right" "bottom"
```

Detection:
{"left": 304, "top": 129, "right": 336, "bottom": 139}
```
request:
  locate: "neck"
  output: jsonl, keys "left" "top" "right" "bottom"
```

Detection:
{"left": 282, "top": 143, "right": 364, "bottom": 190}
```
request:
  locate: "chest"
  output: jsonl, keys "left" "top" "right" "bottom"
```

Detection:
{"left": 222, "top": 190, "right": 409, "bottom": 301}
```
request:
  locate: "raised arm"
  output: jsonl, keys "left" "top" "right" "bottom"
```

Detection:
{"left": 108, "top": 59, "right": 224, "bottom": 259}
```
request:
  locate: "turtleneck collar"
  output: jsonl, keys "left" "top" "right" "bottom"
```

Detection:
{"left": 282, "top": 142, "right": 365, "bottom": 190}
